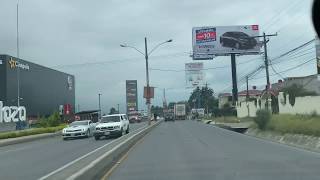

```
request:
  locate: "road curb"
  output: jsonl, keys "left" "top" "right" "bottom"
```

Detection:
{"left": 0, "top": 131, "right": 61, "bottom": 147}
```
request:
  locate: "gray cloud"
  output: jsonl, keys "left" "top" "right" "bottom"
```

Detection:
{"left": 0, "top": 0, "right": 316, "bottom": 112}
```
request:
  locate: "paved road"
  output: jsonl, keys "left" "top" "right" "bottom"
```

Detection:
{"left": 0, "top": 122, "right": 146, "bottom": 180}
{"left": 109, "top": 120, "right": 320, "bottom": 180}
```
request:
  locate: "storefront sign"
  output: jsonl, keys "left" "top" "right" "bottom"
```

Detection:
{"left": 8, "top": 57, "right": 30, "bottom": 70}
{"left": 0, "top": 101, "right": 27, "bottom": 123}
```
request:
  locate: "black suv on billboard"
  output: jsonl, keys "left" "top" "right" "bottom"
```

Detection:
{"left": 220, "top": 31, "right": 257, "bottom": 50}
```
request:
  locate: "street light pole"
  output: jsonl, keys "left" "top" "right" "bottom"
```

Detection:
{"left": 117, "top": 104, "right": 120, "bottom": 113}
{"left": 120, "top": 38, "right": 172, "bottom": 125}
{"left": 98, "top": 93, "right": 102, "bottom": 119}
{"left": 144, "top": 37, "right": 151, "bottom": 125}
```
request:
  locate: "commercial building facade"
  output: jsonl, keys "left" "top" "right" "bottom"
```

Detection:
{"left": 0, "top": 54, "right": 75, "bottom": 118}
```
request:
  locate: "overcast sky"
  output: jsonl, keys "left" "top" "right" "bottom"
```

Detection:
{"left": 0, "top": 0, "right": 316, "bottom": 114}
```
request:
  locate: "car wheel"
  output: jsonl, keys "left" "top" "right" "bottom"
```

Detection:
{"left": 126, "top": 126, "right": 129, "bottom": 134}
{"left": 86, "top": 130, "right": 90, "bottom": 138}
{"left": 119, "top": 128, "right": 123, "bottom": 137}
{"left": 94, "top": 136, "right": 100, "bottom": 140}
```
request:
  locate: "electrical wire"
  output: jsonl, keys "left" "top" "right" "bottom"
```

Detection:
{"left": 250, "top": 58, "right": 315, "bottom": 80}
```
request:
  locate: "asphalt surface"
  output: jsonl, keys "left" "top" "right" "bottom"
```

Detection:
{"left": 109, "top": 120, "right": 320, "bottom": 180}
{"left": 0, "top": 122, "right": 146, "bottom": 180}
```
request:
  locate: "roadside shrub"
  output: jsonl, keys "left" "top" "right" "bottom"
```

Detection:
{"left": 254, "top": 109, "right": 271, "bottom": 130}
{"left": 47, "top": 112, "right": 61, "bottom": 127}
{"left": 37, "top": 112, "right": 61, "bottom": 128}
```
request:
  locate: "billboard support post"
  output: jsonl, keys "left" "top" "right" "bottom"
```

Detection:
{"left": 231, "top": 54, "right": 238, "bottom": 106}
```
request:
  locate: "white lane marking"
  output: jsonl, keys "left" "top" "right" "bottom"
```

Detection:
{"left": 38, "top": 125, "right": 147, "bottom": 180}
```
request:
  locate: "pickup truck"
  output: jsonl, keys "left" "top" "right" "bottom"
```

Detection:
{"left": 94, "top": 114, "right": 129, "bottom": 140}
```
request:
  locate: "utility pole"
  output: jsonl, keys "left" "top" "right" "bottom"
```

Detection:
{"left": 16, "top": 0, "right": 20, "bottom": 107}
{"left": 262, "top": 32, "right": 277, "bottom": 110}
{"left": 144, "top": 37, "right": 151, "bottom": 125}
{"left": 117, "top": 104, "right": 120, "bottom": 114}
{"left": 231, "top": 54, "right": 238, "bottom": 106}
{"left": 246, "top": 76, "right": 250, "bottom": 117}
{"left": 163, "top": 88, "right": 167, "bottom": 109}
{"left": 197, "top": 86, "right": 201, "bottom": 109}
{"left": 98, "top": 93, "right": 102, "bottom": 119}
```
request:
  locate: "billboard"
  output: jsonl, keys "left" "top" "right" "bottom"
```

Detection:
{"left": 316, "top": 37, "right": 320, "bottom": 74}
{"left": 185, "top": 62, "right": 205, "bottom": 88}
{"left": 192, "top": 25, "right": 261, "bottom": 56}
{"left": 126, "top": 80, "right": 138, "bottom": 113}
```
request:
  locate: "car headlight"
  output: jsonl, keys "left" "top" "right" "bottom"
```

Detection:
{"left": 114, "top": 125, "right": 120, "bottom": 129}
{"left": 62, "top": 129, "right": 66, "bottom": 133}
{"left": 81, "top": 128, "right": 86, "bottom": 132}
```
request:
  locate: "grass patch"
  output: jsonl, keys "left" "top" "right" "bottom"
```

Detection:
{"left": 263, "top": 114, "right": 320, "bottom": 136}
{"left": 0, "top": 124, "right": 66, "bottom": 139}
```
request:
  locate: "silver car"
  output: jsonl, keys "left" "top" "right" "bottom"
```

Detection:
{"left": 62, "top": 120, "right": 95, "bottom": 140}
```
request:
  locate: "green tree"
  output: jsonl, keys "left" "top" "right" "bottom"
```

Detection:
{"left": 109, "top": 107, "right": 117, "bottom": 115}
{"left": 151, "top": 106, "right": 164, "bottom": 116}
{"left": 188, "top": 86, "right": 218, "bottom": 113}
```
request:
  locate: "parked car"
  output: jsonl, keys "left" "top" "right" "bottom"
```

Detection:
{"left": 94, "top": 114, "right": 129, "bottom": 140}
{"left": 220, "top": 31, "right": 257, "bottom": 50}
{"left": 62, "top": 120, "right": 95, "bottom": 140}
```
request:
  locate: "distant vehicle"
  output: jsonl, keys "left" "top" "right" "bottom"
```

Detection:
{"left": 128, "top": 111, "right": 142, "bottom": 123}
{"left": 191, "top": 108, "right": 205, "bottom": 119}
{"left": 164, "top": 109, "right": 174, "bottom": 121}
{"left": 62, "top": 120, "right": 95, "bottom": 140}
{"left": 94, "top": 114, "right": 129, "bottom": 140}
{"left": 174, "top": 104, "right": 186, "bottom": 120}
{"left": 220, "top": 31, "right": 257, "bottom": 50}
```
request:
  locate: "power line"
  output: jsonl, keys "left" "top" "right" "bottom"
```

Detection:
{"left": 150, "top": 56, "right": 263, "bottom": 73}
{"left": 270, "top": 63, "right": 285, "bottom": 79}
{"left": 263, "top": 0, "right": 303, "bottom": 32}
{"left": 250, "top": 58, "right": 315, "bottom": 80}
{"left": 51, "top": 52, "right": 190, "bottom": 68}
{"left": 271, "top": 49, "right": 315, "bottom": 65}
{"left": 270, "top": 39, "right": 315, "bottom": 63}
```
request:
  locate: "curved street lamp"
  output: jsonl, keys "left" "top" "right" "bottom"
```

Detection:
{"left": 120, "top": 38, "right": 172, "bottom": 125}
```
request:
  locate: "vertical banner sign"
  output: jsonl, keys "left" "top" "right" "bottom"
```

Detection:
{"left": 126, "top": 80, "right": 138, "bottom": 114}
{"left": 185, "top": 62, "right": 205, "bottom": 88}
{"left": 316, "top": 37, "right": 320, "bottom": 74}
{"left": 64, "top": 104, "right": 72, "bottom": 115}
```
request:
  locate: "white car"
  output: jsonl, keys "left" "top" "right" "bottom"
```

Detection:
{"left": 62, "top": 120, "right": 95, "bottom": 140}
{"left": 94, "top": 114, "right": 129, "bottom": 140}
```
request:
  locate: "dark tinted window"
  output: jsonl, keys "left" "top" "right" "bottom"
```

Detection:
{"left": 101, "top": 116, "right": 120, "bottom": 123}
